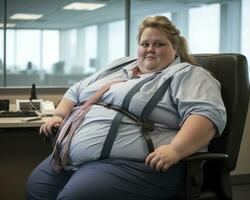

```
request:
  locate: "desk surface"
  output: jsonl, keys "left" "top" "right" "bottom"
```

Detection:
{"left": 0, "top": 104, "right": 51, "bottom": 128}
{"left": 0, "top": 116, "right": 51, "bottom": 128}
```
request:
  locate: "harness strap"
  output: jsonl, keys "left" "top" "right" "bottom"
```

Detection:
{"left": 99, "top": 62, "right": 189, "bottom": 160}
{"left": 100, "top": 112, "right": 125, "bottom": 159}
{"left": 97, "top": 102, "right": 138, "bottom": 122}
{"left": 140, "top": 77, "right": 173, "bottom": 119}
{"left": 121, "top": 72, "right": 160, "bottom": 110}
{"left": 100, "top": 72, "right": 160, "bottom": 159}
{"left": 97, "top": 102, "right": 155, "bottom": 155}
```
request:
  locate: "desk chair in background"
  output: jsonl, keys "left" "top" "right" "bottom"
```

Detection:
{"left": 182, "top": 53, "right": 249, "bottom": 200}
{"left": 44, "top": 53, "right": 249, "bottom": 200}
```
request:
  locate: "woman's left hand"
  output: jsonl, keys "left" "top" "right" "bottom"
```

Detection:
{"left": 145, "top": 144, "right": 181, "bottom": 172}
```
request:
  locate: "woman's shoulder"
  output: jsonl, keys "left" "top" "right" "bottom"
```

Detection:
{"left": 160, "top": 62, "right": 219, "bottom": 86}
{"left": 170, "top": 63, "right": 221, "bottom": 88}
{"left": 172, "top": 62, "right": 212, "bottom": 78}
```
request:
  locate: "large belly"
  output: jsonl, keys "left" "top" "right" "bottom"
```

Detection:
{"left": 66, "top": 105, "right": 176, "bottom": 166}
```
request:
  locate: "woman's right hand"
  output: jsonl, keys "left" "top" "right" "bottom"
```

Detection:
{"left": 39, "top": 98, "right": 75, "bottom": 136}
{"left": 39, "top": 115, "right": 63, "bottom": 136}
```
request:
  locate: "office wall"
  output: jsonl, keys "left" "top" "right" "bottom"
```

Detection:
{"left": 232, "top": 103, "right": 250, "bottom": 175}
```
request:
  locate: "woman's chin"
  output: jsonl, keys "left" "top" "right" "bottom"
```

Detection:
{"left": 142, "top": 65, "right": 158, "bottom": 73}
{"left": 144, "top": 60, "right": 158, "bottom": 67}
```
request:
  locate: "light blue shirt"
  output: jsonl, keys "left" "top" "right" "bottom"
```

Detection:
{"left": 63, "top": 57, "right": 226, "bottom": 167}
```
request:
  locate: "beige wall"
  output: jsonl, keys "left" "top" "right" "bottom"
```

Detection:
{"left": 232, "top": 103, "right": 250, "bottom": 175}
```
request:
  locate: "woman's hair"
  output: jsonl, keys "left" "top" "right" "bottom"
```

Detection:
{"left": 137, "top": 16, "right": 196, "bottom": 65}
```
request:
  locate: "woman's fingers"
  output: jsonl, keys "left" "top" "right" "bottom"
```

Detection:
{"left": 145, "top": 152, "right": 155, "bottom": 165}
{"left": 39, "top": 122, "right": 56, "bottom": 135}
{"left": 155, "top": 159, "right": 164, "bottom": 171}
{"left": 145, "top": 145, "right": 181, "bottom": 172}
{"left": 39, "top": 116, "right": 63, "bottom": 136}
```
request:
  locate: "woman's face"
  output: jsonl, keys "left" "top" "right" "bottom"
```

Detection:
{"left": 137, "top": 27, "right": 177, "bottom": 73}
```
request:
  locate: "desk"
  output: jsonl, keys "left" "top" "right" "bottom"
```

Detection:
{"left": 0, "top": 116, "right": 53, "bottom": 200}
{"left": 0, "top": 116, "right": 51, "bottom": 128}
{"left": 0, "top": 104, "right": 52, "bottom": 128}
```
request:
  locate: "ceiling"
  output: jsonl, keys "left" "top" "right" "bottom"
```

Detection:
{"left": 0, "top": 0, "right": 232, "bottom": 30}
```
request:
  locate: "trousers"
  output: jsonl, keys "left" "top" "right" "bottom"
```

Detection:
{"left": 26, "top": 155, "right": 186, "bottom": 200}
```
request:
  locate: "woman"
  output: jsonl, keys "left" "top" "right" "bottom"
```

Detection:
{"left": 26, "top": 16, "right": 226, "bottom": 200}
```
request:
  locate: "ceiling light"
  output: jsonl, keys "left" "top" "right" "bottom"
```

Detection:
{"left": 10, "top": 13, "right": 43, "bottom": 20}
{"left": 63, "top": 2, "right": 106, "bottom": 11}
{"left": 0, "top": 23, "right": 16, "bottom": 28}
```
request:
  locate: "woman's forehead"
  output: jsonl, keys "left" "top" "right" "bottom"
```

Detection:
{"left": 140, "top": 28, "right": 170, "bottom": 41}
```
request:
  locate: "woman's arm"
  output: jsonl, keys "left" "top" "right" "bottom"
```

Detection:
{"left": 145, "top": 114, "right": 216, "bottom": 171}
{"left": 39, "top": 98, "right": 75, "bottom": 135}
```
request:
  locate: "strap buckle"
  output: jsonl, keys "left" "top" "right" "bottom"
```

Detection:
{"left": 139, "top": 119, "right": 155, "bottom": 132}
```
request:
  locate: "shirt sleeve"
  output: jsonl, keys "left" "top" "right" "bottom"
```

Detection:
{"left": 170, "top": 66, "right": 227, "bottom": 135}
{"left": 63, "top": 75, "right": 96, "bottom": 105}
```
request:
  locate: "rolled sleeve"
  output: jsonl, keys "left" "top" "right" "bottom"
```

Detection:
{"left": 171, "top": 66, "right": 227, "bottom": 135}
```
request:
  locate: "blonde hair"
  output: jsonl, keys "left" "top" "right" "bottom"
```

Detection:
{"left": 137, "top": 16, "right": 196, "bottom": 65}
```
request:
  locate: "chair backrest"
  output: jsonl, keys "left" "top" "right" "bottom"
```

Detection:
{"left": 193, "top": 53, "right": 249, "bottom": 171}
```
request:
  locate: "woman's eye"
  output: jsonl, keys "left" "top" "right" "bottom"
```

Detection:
{"left": 140, "top": 43, "right": 149, "bottom": 47}
{"left": 155, "top": 43, "right": 165, "bottom": 48}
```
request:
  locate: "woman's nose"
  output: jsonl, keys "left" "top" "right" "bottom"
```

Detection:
{"left": 147, "top": 44, "right": 155, "bottom": 52}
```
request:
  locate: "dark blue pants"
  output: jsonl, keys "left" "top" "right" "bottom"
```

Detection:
{"left": 26, "top": 155, "right": 185, "bottom": 200}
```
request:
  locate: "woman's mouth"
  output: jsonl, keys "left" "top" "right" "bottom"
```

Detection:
{"left": 146, "top": 56, "right": 156, "bottom": 60}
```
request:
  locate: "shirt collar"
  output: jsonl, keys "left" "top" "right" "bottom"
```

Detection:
{"left": 169, "top": 56, "right": 181, "bottom": 66}
{"left": 122, "top": 60, "right": 139, "bottom": 79}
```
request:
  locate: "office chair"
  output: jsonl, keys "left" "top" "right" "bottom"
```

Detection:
{"left": 44, "top": 53, "right": 249, "bottom": 200}
{"left": 182, "top": 53, "right": 249, "bottom": 200}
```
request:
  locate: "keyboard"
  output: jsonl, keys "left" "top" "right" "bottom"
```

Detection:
{"left": 0, "top": 110, "right": 38, "bottom": 118}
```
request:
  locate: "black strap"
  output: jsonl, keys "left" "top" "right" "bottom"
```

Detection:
{"left": 140, "top": 77, "right": 173, "bottom": 119}
{"left": 100, "top": 63, "right": 190, "bottom": 159}
{"left": 138, "top": 77, "right": 173, "bottom": 153}
{"left": 100, "top": 112, "right": 124, "bottom": 159}
{"left": 100, "top": 72, "right": 160, "bottom": 159}
{"left": 121, "top": 72, "right": 159, "bottom": 110}
{"left": 100, "top": 75, "right": 174, "bottom": 159}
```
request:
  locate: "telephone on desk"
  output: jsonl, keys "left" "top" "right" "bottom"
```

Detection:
{"left": 16, "top": 99, "right": 56, "bottom": 116}
{"left": 40, "top": 100, "right": 56, "bottom": 115}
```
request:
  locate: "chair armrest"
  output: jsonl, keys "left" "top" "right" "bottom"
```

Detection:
{"left": 182, "top": 152, "right": 228, "bottom": 162}
{"left": 181, "top": 152, "right": 229, "bottom": 200}
{"left": 43, "top": 127, "right": 59, "bottom": 145}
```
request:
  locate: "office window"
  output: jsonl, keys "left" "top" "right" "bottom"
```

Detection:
{"left": 241, "top": 0, "right": 250, "bottom": 72}
{"left": 1, "top": 0, "right": 125, "bottom": 87}
{"left": 0, "top": 29, "right": 3, "bottom": 86}
{"left": 16, "top": 30, "right": 41, "bottom": 71}
{"left": 6, "top": 30, "right": 15, "bottom": 72}
{"left": 84, "top": 25, "right": 97, "bottom": 74}
{"left": 108, "top": 20, "right": 125, "bottom": 64}
{"left": 188, "top": 4, "right": 220, "bottom": 53}
{"left": 0, "top": 0, "right": 246, "bottom": 87}
{"left": 6, "top": 30, "right": 46, "bottom": 86}
{"left": 0, "top": 0, "right": 4, "bottom": 86}
{"left": 42, "top": 30, "right": 59, "bottom": 73}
